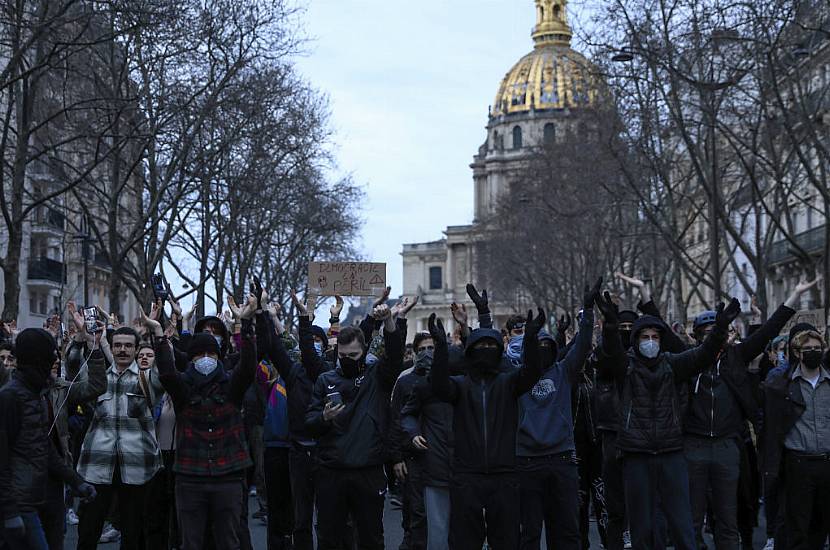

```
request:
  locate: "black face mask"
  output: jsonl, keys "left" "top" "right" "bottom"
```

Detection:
{"left": 540, "top": 346, "right": 557, "bottom": 368}
{"left": 338, "top": 355, "right": 365, "bottom": 379}
{"left": 18, "top": 358, "right": 55, "bottom": 391}
{"left": 469, "top": 348, "right": 501, "bottom": 373}
{"left": 620, "top": 330, "right": 632, "bottom": 350}
{"left": 801, "top": 349, "right": 823, "bottom": 371}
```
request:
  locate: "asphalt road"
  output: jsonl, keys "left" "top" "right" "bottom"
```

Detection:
{"left": 64, "top": 492, "right": 770, "bottom": 549}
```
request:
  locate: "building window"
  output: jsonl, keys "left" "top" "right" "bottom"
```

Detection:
{"left": 543, "top": 123, "right": 556, "bottom": 144}
{"left": 429, "top": 266, "right": 442, "bottom": 290}
{"left": 512, "top": 126, "right": 523, "bottom": 149}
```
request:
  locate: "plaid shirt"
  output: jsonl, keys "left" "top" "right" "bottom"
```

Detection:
{"left": 77, "top": 361, "right": 163, "bottom": 485}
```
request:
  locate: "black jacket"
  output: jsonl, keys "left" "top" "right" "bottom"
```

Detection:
{"left": 305, "top": 326, "right": 404, "bottom": 468}
{"left": 388, "top": 369, "right": 427, "bottom": 464}
{"left": 599, "top": 321, "right": 726, "bottom": 454}
{"left": 760, "top": 351, "right": 830, "bottom": 479}
{"left": 401, "top": 382, "right": 454, "bottom": 487}
{"left": 684, "top": 305, "right": 794, "bottom": 439}
{"left": 431, "top": 330, "right": 543, "bottom": 474}
{"left": 0, "top": 376, "right": 84, "bottom": 518}
{"left": 256, "top": 314, "right": 331, "bottom": 444}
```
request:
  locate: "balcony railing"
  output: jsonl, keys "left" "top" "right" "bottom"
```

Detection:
{"left": 32, "top": 207, "right": 65, "bottom": 231}
{"left": 27, "top": 257, "right": 65, "bottom": 283}
{"left": 768, "top": 225, "right": 826, "bottom": 265}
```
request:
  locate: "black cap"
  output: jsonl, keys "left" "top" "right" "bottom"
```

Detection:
{"left": 188, "top": 332, "right": 220, "bottom": 359}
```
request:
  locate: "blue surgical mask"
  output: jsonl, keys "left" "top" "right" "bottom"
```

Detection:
{"left": 213, "top": 335, "right": 223, "bottom": 348}
{"left": 194, "top": 356, "right": 218, "bottom": 376}
{"left": 639, "top": 340, "right": 660, "bottom": 359}
{"left": 777, "top": 351, "right": 786, "bottom": 367}
{"left": 313, "top": 342, "right": 323, "bottom": 357}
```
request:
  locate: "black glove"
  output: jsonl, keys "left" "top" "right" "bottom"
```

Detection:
{"left": 427, "top": 313, "right": 447, "bottom": 348}
{"left": 596, "top": 291, "right": 619, "bottom": 326}
{"left": 583, "top": 277, "right": 603, "bottom": 311}
{"left": 253, "top": 276, "right": 264, "bottom": 312}
{"left": 466, "top": 284, "right": 490, "bottom": 314}
{"left": 715, "top": 298, "right": 741, "bottom": 331}
{"left": 557, "top": 313, "right": 572, "bottom": 336}
{"left": 525, "top": 308, "right": 546, "bottom": 338}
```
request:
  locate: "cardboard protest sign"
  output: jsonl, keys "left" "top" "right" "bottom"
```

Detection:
{"left": 308, "top": 262, "right": 387, "bottom": 296}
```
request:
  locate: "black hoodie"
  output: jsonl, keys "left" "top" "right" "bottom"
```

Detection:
{"left": 432, "top": 328, "right": 543, "bottom": 474}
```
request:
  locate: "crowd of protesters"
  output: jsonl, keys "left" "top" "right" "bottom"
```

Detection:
{"left": 0, "top": 269, "right": 828, "bottom": 550}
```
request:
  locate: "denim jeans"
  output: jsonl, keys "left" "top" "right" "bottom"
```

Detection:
{"left": 2, "top": 512, "right": 49, "bottom": 550}
{"left": 424, "top": 486, "right": 450, "bottom": 550}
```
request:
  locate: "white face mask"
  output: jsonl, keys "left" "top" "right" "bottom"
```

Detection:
{"left": 194, "top": 356, "right": 218, "bottom": 376}
{"left": 639, "top": 340, "right": 660, "bottom": 359}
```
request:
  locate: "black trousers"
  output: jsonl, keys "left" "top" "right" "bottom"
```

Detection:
{"left": 685, "top": 437, "right": 741, "bottom": 550}
{"left": 39, "top": 478, "right": 65, "bottom": 550}
{"left": 403, "top": 458, "right": 426, "bottom": 550}
{"left": 316, "top": 465, "right": 386, "bottom": 550}
{"left": 577, "top": 438, "right": 608, "bottom": 550}
{"left": 601, "top": 432, "right": 626, "bottom": 550}
{"left": 265, "top": 447, "right": 293, "bottom": 550}
{"left": 144, "top": 451, "right": 178, "bottom": 550}
{"left": 450, "top": 472, "right": 521, "bottom": 550}
{"left": 784, "top": 452, "right": 830, "bottom": 550}
{"left": 289, "top": 444, "right": 317, "bottom": 550}
{"left": 76, "top": 469, "right": 148, "bottom": 550}
{"left": 176, "top": 476, "right": 245, "bottom": 550}
{"left": 518, "top": 453, "right": 580, "bottom": 550}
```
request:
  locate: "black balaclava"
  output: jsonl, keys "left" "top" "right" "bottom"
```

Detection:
{"left": 14, "top": 328, "right": 58, "bottom": 390}
{"left": 618, "top": 310, "right": 639, "bottom": 350}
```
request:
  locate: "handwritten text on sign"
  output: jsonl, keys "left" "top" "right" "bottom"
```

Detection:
{"left": 308, "top": 262, "right": 387, "bottom": 296}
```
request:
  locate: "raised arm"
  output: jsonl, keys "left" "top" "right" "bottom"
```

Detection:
{"left": 256, "top": 308, "right": 295, "bottom": 382}
{"left": 376, "top": 305, "right": 405, "bottom": 391}
{"left": 428, "top": 314, "right": 458, "bottom": 403}
{"left": 228, "top": 318, "right": 258, "bottom": 407}
{"left": 594, "top": 291, "right": 627, "bottom": 379}
{"left": 466, "top": 283, "right": 492, "bottom": 329}
{"left": 514, "top": 308, "right": 547, "bottom": 396}
{"left": 738, "top": 280, "right": 818, "bottom": 363}
{"left": 669, "top": 298, "right": 740, "bottom": 380}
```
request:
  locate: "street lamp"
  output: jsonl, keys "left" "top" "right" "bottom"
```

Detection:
{"left": 611, "top": 47, "right": 634, "bottom": 63}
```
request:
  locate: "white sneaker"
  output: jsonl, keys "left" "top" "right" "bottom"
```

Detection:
{"left": 99, "top": 524, "right": 121, "bottom": 543}
{"left": 65, "top": 508, "right": 79, "bottom": 525}
{"left": 623, "top": 530, "right": 633, "bottom": 549}
{"left": 763, "top": 538, "right": 775, "bottom": 550}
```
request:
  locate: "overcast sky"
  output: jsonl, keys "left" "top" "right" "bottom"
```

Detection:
{"left": 295, "top": 0, "right": 592, "bottom": 297}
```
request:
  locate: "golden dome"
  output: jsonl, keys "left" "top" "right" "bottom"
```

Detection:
{"left": 492, "top": 0, "right": 596, "bottom": 117}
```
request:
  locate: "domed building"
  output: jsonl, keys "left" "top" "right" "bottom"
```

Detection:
{"left": 401, "top": 0, "right": 600, "bottom": 337}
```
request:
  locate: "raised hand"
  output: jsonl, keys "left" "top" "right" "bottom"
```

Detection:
{"left": 427, "top": 313, "right": 447, "bottom": 347}
{"left": 615, "top": 272, "right": 645, "bottom": 288}
{"left": 596, "top": 291, "right": 619, "bottom": 325}
{"left": 67, "top": 301, "right": 87, "bottom": 337}
{"left": 451, "top": 302, "right": 468, "bottom": 326}
{"left": 168, "top": 295, "right": 183, "bottom": 317}
{"left": 583, "top": 277, "right": 603, "bottom": 311}
{"left": 227, "top": 294, "right": 243, "bottom": 319}
{"left": 466, "top": 283, "right": 489, "bottom": 313}
{"left": 290, "top": 290, "right": 308, "bottom": 317}
{"left": 149, "top": 299, "right": 163, "bottom": 321}
{"left": 139, "top": 305, "right": 163, "bottom": 337}
{"left": 557, "top": 313, "right": 572, "bottom": 335}
{"left": 330, "top": 295, "right": 344, "bottom": 319}
{"left": 373, "top": 304, "right": 391, "bottom": 321}
{"left": 715, "top": 298, "right": 741, "bottom": 330}
{"left": 525, "top": 308, "right": 546, "bottom": 338}
{"left": 391, "top": 297, "right": 409, "bottom": 320}
{"left": 372, "top": 286, "right": 391, "bottom": 309}
{"left": 794, "top": 278, "right": 820, "bottom": 295}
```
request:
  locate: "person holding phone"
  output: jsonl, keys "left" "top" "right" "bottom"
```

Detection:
{"left": 305, "top": 302, "right": 404, "bottom": 550}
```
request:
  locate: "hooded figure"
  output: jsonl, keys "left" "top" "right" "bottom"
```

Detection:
{"left": 0, "top": 329, "right": 95, "bottom": 546}
{"left": 597, "top": 299, "right": 739, "bottom": 550}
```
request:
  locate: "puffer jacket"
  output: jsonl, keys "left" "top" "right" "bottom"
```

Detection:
{"left": 0, "top": 376, "right": 84, "bottom": 519}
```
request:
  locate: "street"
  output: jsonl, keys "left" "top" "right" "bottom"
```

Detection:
{"left": 63, "top": 492, "right": 770, "bottom": 549}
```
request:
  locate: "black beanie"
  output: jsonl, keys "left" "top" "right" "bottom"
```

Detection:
{"left": 188, "top": 332, "right": 220, "bottom": 359}
{"left": 618, "top": 310, "right": 639, "bottom": 324}
{"left": 14, "top": 328, "right": 57, "bottom": 369}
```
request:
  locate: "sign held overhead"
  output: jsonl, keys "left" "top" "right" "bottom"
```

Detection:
{"left": 308, "top": 262, "right": 387, "bottom": 296}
